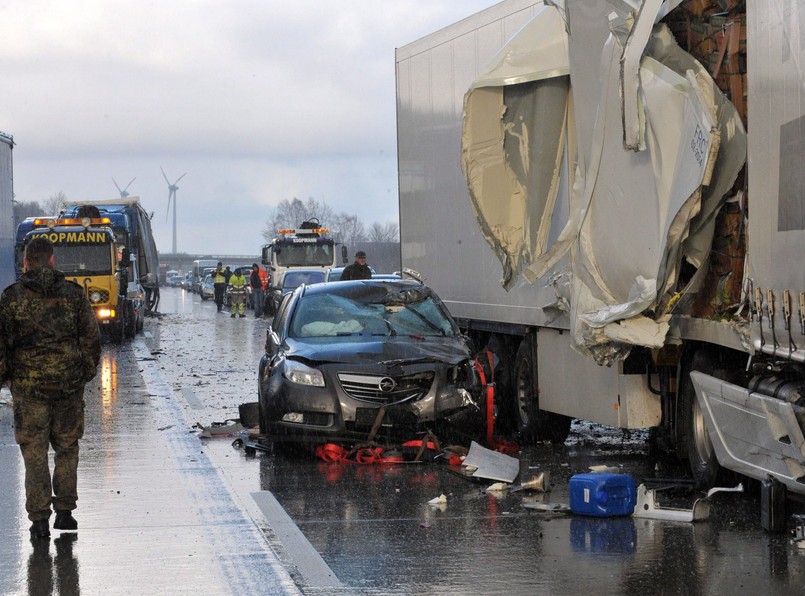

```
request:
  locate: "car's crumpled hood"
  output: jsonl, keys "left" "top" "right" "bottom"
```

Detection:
{"left": 284, "top": 336, "right": 471, "bottom": 366}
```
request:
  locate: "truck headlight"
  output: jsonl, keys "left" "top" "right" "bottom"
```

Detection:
{"left": 89, "top": 291, "right": 103, "bottom": 303}
{"left": 284, "top": 360, "right": 325, "bottom": 387}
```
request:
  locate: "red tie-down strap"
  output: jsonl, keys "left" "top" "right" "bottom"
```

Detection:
{"left": 473, "top": 350, "right": 519, "bottom": 454}
{"left": 472, "top": 352, "right": 495, "bottom": 446}
{"left": 315, "top": 443, "right": 405, "bottom": 464}
{"left": 315, "top": 443, "right": 349, "bottom": 462}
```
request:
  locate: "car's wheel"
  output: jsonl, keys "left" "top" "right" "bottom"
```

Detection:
{"left": 678, "top": 348, "right": 726, "bottom": 489}
{"left": 513, "top": 337, "right": 572, "bottom": 445}
{"left": 257, "top": 364, "right": 270, "bottom": 435}
{"left": 200, "top": 293, "right": 208, "bottom": 301}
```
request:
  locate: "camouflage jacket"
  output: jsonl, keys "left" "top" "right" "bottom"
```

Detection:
{"left": 0, "top": 266, "right": 101, "bottom": 396}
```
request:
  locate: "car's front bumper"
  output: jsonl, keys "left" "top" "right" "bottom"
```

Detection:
{"left": 260, "top": 360, "right": 480, "bottom": 444}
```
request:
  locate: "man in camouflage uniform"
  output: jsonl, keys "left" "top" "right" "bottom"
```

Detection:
{"left": 0, "top": 236, "right": 101, "bottom": 538}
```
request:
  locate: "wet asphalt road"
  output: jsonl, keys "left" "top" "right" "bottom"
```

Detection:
{"left": 2, "top": 286, "right": 805, "bottom": 595}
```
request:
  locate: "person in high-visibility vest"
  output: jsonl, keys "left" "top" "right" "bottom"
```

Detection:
{"left": 212, "top": 262, "right": 227, "bottom": 312}
{"left": 228, "top": 268, "right": 248, "bottom": 318}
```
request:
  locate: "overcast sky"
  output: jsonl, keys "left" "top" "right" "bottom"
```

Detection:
{"left": 0, "top": 1, "right": 495, "bottom": 256}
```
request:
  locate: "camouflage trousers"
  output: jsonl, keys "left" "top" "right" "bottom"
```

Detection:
{"left": 13, "top": 390, "right": 85, "bottom": 522}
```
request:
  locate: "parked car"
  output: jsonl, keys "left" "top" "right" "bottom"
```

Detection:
{"left": 200, "top": 274, "right": 215, "bottom": 301}
{"left": 181, "top": 273, "right": 193, "bottom": 290}
{"left": 325, "top": 267, "right": 345, "bottom": 282}
{"left": 257, "top": 279, "right": 483, "bottom": 446}
{"left": 268, "top": 269, "right": 326, "bottom": 314}
{"left": 168, "top": 275, "right": 184, "bottom": 287}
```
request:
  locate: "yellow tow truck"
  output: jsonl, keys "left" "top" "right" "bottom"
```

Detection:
{"left": 21, "top": 216, "right": 143, "bottom": 342}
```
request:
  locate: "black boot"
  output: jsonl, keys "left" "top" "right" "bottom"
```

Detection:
{"left": 30, "top": 519, "right": 50, "bottom": 538}
{"left": 54, "top": 511, "right": 78, "bottom": 531}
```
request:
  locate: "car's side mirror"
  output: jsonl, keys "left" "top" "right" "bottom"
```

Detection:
{"left": 266, "top": 330, "right": 280, "bottom": 356}
{"left": 341, "top": 245, "right": 348, "bottom": 264}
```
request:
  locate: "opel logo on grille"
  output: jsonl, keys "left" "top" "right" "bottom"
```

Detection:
{"left": 378, "top": 377, "right": 396, "bottom": 393}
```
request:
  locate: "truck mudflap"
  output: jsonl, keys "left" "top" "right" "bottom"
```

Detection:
{"left": 690, "top": 371, "right": 805, "bottom": 496}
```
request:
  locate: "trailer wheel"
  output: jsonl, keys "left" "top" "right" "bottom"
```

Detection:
{"left": 514, "top": 338, "right": 571, "bottom": 445}
{"left": 678, "top": 349, "right": 723, "bottom": 489}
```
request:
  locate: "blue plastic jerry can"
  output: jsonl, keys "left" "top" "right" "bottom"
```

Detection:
{"left": 569, "top": 473, "right": 637, "bottom": 517}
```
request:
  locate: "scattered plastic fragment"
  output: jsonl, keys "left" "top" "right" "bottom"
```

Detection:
{"left": 428, "top": 494, "right": 447, "bottom": 505}
{"left": 589, "top": 465, "right": 619, "bottom": 473}
{"left": 198, "top": 421, "right": 244, "bottom": 438}
{"left": 510, "top": 472, "right": 549, "bottom": 493}
{"left": 522, "top": 502, "right": 571, "bottom": 513}
{"left": 486, "top": 482, "right": 509, "bottom": 492}
{"left": 461, "top": 441, "right": 520, "bottom": 483}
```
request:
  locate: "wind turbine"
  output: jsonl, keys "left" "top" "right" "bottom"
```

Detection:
{"left": 161, "top": 167, "right": 186, "bottom": 254}
{"left": 113, "top": 177, "right": 136, "bottom": 199}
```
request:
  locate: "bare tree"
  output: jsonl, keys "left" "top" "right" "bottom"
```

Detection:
{"left": 333, "top": 213, "right": 366, "bottom": 246}
{"left": 367, "top": 221, "right": 399, "bottom": 242}
{"left": 44, "top": 191, "right": 67, "bottom": 215}
{"left": 262, "top": 197, "right": 336, "bottom": 241}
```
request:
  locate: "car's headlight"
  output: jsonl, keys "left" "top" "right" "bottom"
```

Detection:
{"left": 452, "top": 360, "right": 480, "bottom": 391}
{"left": 284, "top": 360, "right": 325, "bottom": 387}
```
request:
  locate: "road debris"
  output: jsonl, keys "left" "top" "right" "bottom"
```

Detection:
{"left": 428, "top": 494, "right": 447, "bottom": 506}
{"left": 460, "top": 441, "right": 520, "bottom": 483}
{"left": 485, "top": 482, "right": 509, "bottom": 492}
{"left": 510, "top": 472, "right": 549, "bottom": 493}
{"left": 196, "top": 420, "right": 244, "bottom": 438}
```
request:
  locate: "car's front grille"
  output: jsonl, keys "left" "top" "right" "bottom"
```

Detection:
{"left": 338, "top": 371, "right": 435, "bottom": 405}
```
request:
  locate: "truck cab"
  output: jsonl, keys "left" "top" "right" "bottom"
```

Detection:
{"left": 21, "top": 216, "right": 143, "bottom": 342}
{"left": 260, "top": 220, "right": 346, "bottom": 310}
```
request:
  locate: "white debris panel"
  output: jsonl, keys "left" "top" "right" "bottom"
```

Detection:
{"left": 461, "top": 0, "right": 746, "bottom": 364}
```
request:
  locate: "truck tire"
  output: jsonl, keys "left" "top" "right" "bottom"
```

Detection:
{"left": 124, "top": 302, "right": 136, "bottom": 339}
{"left": 513, "top": 338, "right": 572, "bottom": 445}
{"left": 677, "top": 348, "right": 732, "bottom": 489}
{"left": 112, "top": 319, "right": 125, "bottom": 344}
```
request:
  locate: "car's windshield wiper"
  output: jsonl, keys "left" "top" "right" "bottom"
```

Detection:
{"left": 403, "top": 306, "right": 445, "bottom": 335}
{"left": 377, "top": 356, "right": 444, "bottom": 366}
{"left": 374, "top": 319, "right": 397, "bottom": 337}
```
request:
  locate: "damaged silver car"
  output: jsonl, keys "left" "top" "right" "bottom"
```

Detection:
{"left": 258, "top": 279, "right": 483, "bottom": 446}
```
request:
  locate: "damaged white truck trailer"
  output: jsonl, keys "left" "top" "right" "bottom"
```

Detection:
{"left": 395, "top": 0, "right": 805, "bottom": 494}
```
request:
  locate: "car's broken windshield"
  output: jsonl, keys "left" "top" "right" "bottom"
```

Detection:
{"left": 290, "top": 292, "right": 455, "bottom": 338}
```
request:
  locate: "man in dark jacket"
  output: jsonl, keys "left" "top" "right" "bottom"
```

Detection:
{"left": 0, "top": 236, "right": 101, "bottom": 538}
{"left": 249, "top": 263, "right": 265, "bottom": 318}
{"left": 341, "top": 251, "right": 372, "bottom": 281}
{"left": 212, "top": 262, "right": 227, "bottom": 312}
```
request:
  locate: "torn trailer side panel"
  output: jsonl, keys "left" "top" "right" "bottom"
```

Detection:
{"left": 397, "top": 0, "right": 805, "bottom": 495}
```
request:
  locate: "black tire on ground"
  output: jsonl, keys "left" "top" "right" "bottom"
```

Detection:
{"left": 513, "top": 338, "right": 572, "bottom": 445}
{"left": 200, "top": 294, "right": 208, "bottom": 301}
{"left": 677, "top": 348, "right": 724, "bottom": 489}
{"left": 257, "top": 377, "right": 269, "bottom": 435}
